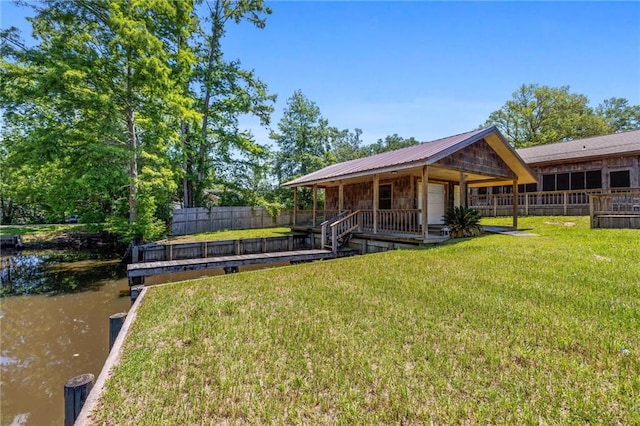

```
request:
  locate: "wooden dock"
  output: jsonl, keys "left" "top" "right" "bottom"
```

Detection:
{"left": 0, "top": 235, "right": 23, "bottom": 249}
{"left": 127, "top": 249, "right": 334, "bottom": 283}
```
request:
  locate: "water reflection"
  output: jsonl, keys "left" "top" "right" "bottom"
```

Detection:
{"left": 1, "top": 250, "right": 125, "bottom": 296}
{"left": 0, "top": 250, "right": 131, "bottom": 425}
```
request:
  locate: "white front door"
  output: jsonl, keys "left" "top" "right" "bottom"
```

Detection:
{"left": 417, "top": 181, "right": 446, "bottom": 225}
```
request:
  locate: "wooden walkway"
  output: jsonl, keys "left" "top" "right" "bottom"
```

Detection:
{"left": 127, "top": 249, "right": 334, "bottom": 282}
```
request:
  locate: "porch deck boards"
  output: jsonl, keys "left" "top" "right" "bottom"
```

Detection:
{"left": 127, "top": 249, "right": 334, "bottom": 279}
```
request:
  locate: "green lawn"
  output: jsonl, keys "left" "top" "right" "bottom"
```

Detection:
{"left": 95, "top": 216, "right": 639, "bottom": 424}
{"left": 161, "top": 227, "right": 294, "bottom": 243}
{"left": 0, "top": 224, "right": 84, "bottom": 236}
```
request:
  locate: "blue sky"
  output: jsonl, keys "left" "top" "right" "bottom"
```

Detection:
{"left": 2, "top": 1, "right": 639, "bottom": 147}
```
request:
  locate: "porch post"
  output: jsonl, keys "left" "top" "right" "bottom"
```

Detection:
{"left": 293, "top": 186, "right": 298, "bottom": 226}
{"left": 338, "top": 181, "right": 344, "bottom": 212}
{"left": 421, "top": 166, "right": 429, "bottom": 240}
{"left": 460, "top": 172, "right": 468, "bottom": 208}
{"left": 323, "top": 188, "right": 326, "bottom": 222}
{"left": 373, "top": 174, "right": 379, "bottom": 233}
{"left": 512, "top": 179, "right": 518, "bottom": 230}
{"left": 312, "top": 184, "right": 317, "bottom": 227}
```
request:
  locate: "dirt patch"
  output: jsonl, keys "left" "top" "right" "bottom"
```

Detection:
{"left": 593, "top": 254, "right": 611, "bottom": 262}
{"left": 543, "top": 221, "right": 577, "bottom": 227}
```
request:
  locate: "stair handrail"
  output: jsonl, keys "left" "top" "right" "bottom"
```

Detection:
{"left": 321, "top": 210, "right": 349, "bottom": 250}
{"left": 328, "top": 210, "right": 361, "bottom": 255}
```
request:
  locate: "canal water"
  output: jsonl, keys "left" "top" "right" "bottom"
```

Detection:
{"left": 1, "top": 250, "right": 131, "bottom": 426}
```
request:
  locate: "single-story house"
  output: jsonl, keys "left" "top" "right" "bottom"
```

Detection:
{"left": 470, "top": 129, "right": 640, "bottom": 216}
{"left": 283, "top": 126, "right": 536, "bottom": 242}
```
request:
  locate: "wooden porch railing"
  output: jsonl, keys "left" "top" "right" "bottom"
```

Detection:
{"left": 469, "top": 188, "right": 640, "bottom": 216}
{"left": 359, "top": 209, "right": 421, "bottom": 234}
{"left": 590, "top": 192, "right": 640, "bottom": 228}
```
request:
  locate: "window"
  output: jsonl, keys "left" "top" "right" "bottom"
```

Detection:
{"left": 478, "top": 187, "right": 488, "bottom": 195}
{"left": 542, "top": 171, "right": 602, "bottom": 191}
{"left": 518, "top": 183, "right": 537, "bottom": 193}
{"left": 586, "top": 170, "right": 602, "bottom": 189}
{"left": 610, "top": 170, "right": 630, "bottom": 188}
{"left": 379, "top": 184, "right": 392, "bottom": 209}
{"left": 556, "top": 173, "right": 570, "bottom": 190}
{"left": 542, "top": 174, "right": 555, "bottom": 191}
{"left": 571, "top": 172, "right": 585, "bottom": 190}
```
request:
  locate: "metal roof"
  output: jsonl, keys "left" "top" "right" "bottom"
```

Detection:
{"left": 517, "top": 130, "right": 640, "bottom": 164}
{"left": 284, "top": 126, "right": 521, "bottom": 187}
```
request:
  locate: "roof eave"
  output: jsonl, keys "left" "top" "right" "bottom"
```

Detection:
{"left": 282, "top": 159, "right": 430, "bottom": 188}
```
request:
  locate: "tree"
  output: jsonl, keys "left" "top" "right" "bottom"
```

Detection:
{"left": 595, "top": 97, "right": 640, "bottom": 133}
{"left": 271, "top": 90, "right": 337, "bottom": 183}
{"left": 180, "top": 0, "right": 275, "bottom": 208}
{"left": 1, "top": 0, "right": 194, "bottom": 240}
{"left": 327, "top": 128, "right": 364, "bottom": 163}
{"left": 271, "top": 91, "right": 342, "bottom": 208}
{"left": 483, "top": 84, "right": 610, "bottom": 147}
{"left": 1, "top": 0, "right": 275, "bottom": 240}
{"left": 363, "top": 134, "right": 420, "bottom": 155}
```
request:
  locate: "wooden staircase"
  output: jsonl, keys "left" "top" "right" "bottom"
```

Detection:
{"left": 320, "top": 210, "right": 361, "bottom": 255}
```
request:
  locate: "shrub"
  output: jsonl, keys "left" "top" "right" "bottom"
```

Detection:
{"left": 444, "top": 206, "right": 482, "bottom": 238}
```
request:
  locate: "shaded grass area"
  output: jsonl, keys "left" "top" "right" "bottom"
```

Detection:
{"left": 0, "top": 224, "right": 84, "bottom": 237}
{"left": 162, "top": 227, "right": 294, "bottom": 243}
{"left": 95, "top": 217, "right": 640, "bottom": 424}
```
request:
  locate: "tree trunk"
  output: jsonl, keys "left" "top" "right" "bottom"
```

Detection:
{"left": 197, "top": 0, "right": 225, "bottom": 205}
{"left": 126, "top": 62, "right": 137, "bottom": 225}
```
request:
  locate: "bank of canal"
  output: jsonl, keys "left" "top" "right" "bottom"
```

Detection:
{"left": 1, "top": 250, "right": 131, "bottom": 426}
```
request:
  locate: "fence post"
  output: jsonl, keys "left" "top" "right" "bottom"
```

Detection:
{"left": 563, "top": 192, "right": 568, "bottom": 215}
{"left": 589, "top": 194, "right": 595, "bottom": 228}
{"left": 493, "top": 195, "right": 497, "bottom": 217}
{"left": 64, "top": 374, "right": 94, "bottom": 426}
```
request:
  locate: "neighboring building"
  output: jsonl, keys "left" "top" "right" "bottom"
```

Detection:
{"left": 470, "top": 130, "right": 640, "bottom": 216}
{"left": 283, "top": 126, "right": 536, "bottom": 241}
{"left": 518, "top": 129, "right": 640, "bottom": 192}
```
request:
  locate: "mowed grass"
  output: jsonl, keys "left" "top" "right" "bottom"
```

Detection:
{"left": 0, "top": 224, "right": 84, "bottom": 236}
{"left": 95, "top": 217, "right": 640, "bottom": 424}
{"left": 161, "top": 227, "right": 294, "bottom": 243}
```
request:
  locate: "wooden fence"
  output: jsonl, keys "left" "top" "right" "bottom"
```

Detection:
{"left": 172, "top": 207, "right": 296, "bottom": 235}
{"left": 590, "top": 192, "right": 640, "bottom": 229}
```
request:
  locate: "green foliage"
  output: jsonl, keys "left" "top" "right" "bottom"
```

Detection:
{"left": 272, "top": 90, "right": 335, "bottom": 183}
{"left": 1, "top": 0, "right": 274, "bottom": 241}
{"left": 179, "top": 0, "right": 275, "bottom": 208}
{"left": 595, "top": 97, "right": 640, "bottom": 133}
{"left": 443, "top": 206, "right": 482, "bottom": 238}
{"left": 327, "top": 128, "right": 365, "bottom": 162}
{"left": 363, "top": 133, "right": 420, "bottom": 155}
{"left": 483, "top": 84, "right": 612, "bottom": 147}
